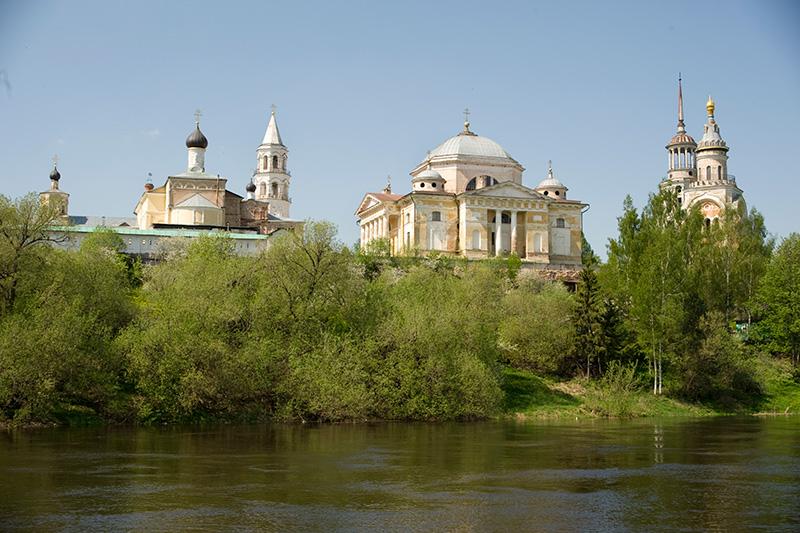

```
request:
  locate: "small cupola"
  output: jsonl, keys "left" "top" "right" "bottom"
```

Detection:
{"left": 412, "top": 167, "right": 446, "bottom": 192}
{"left": 535, "top": 161, "right": 568, "bottom": 199}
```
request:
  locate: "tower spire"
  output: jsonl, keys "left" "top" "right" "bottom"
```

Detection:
{"left": 261, "top": 106, "right": 284, "bottom": 145}
{"left": 677, "top": 74, "right": 685, "bottom": 133}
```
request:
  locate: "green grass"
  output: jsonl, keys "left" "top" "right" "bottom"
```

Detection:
{"left": 500, "top": 367, "right": 582, "bottom": 418}
{"left": 754, "top": 356, "right": 800, "bottom": 414}
{"left": 501, "top": 366, "right": 721, "bottom": 419}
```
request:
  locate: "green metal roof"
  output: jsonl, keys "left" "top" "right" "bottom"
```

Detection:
{"left": 49, "top": 225, "right": 270, "bottom": 240}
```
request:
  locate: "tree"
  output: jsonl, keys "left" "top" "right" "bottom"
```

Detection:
{"left": 696, "top": 205, "right": 773, "bottom": 322}
{"left": 581, "top": 232, "right": 600, "bottom": 266}
{"left": 0, "top": 194, "right": 63, "bottom": 314}
{"left": 602, "top": 191, "right": 700, "bottom": 394}
{"left": 0, "top": 244, "right": 134, "bottom": 424}
{"left": 499, "top": 278, "right": 575, "bottom": 375}
{"left": 573, "top": 266, "right": 605, "bottom": 377}
{"left": 754, "top": 233, "right": 800, "bottom": 365}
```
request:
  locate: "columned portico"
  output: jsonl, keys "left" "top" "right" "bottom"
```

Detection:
{"left": 510, "top": 210, "right": 518, "bottom": 256}
{"left": 495, "top": 210, "right": 503, "bottom": 257}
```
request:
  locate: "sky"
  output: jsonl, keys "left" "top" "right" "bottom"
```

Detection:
{"left": 1, "top": 0, "right": 798, "bottom": 254}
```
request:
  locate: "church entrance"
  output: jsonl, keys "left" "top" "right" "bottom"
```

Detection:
{"left": 490, "top": 212, "right": 512, "bottom": 256}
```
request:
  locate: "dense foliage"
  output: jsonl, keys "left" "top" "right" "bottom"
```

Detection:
{"left": 0, "top": 191, "right": 796, "bottom": 426}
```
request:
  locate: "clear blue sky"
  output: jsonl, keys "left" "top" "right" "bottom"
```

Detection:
{"left": 1, "top": 0, "right": 798, "bottom": 253}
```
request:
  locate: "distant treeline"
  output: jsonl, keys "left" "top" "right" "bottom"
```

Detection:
{"left": 0, "top": 191, "right": 798, "bottom": 426}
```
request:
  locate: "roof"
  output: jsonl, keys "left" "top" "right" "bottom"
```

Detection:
{"left": 667, "top": 131, "right": 696, "bottom": 146}
{"left": 67, "top": 215, "right": 138, "bottom": 227}
{"left": 186, "top": 124, "right": 208, "bottom": 149}
{"left": 430, "top": 131, "right": 515, "bottom": 160}
{"left": 50, "top": 225, "right": 270, "bottom": 240}
{"left": 261, "top": 111, "right": 283, "bottom": 145}
{"left": 536, "top": 166, "right": 567, "bottom": 190}
{"left": 355, "top": 191, "right": 403, "bottom": 215}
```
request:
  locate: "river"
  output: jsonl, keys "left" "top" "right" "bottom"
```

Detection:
{"left": 1, "top": 417, "right": 798, "bottom": 531}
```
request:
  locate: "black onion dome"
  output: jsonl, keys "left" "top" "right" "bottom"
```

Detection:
{"left": 185, "top": 124, "right": 208, "bottom": 149}
{"left": 246, "top": 181, "right": 256, "bottom": 193}
{"left": 49, "top": 166, "right": 61, "bottom": 181}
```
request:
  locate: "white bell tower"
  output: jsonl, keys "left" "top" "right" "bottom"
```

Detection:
{"left": 252, "top": 106, "right": 291, "bottom": 218}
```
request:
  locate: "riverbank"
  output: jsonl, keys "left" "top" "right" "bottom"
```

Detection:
{"left": 500, "top": 356, "right": 800, "bottom": 420}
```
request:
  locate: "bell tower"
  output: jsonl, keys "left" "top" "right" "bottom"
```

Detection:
{"left": 663, "top": 75, "right": 697, "bottom": 204}
{"left": 252, "top": 106, "right": 292, "bottom": 218}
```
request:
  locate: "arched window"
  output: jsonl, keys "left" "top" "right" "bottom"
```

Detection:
{"left": 272, "top": 155, "right": 278, "bottom": 169}
{"left": 717, "top": 166, "right": 722, "bottom": 180}
{"left": 282, "top": 154, "right": 287, "bottom": 170}
{"left": 271, "top": 182, "right": 278, "bottom": 197}
{"left": 431, "top": 211, "right": 441, "bottom": 222}
{"left": 263, "top": 156, "right": 268, "bottom": 171}
{"left": 259, "top": 183, "right": 266, "bottom": 197}
{"left": 501, "top": 213, "right": 511, "bottom": 224}
{"left": 556, "top": 218, "right": 565, "bottom": 228}
{"left": 466, "top": 177, "right": 477, "bottom": 191}
{"left": 706, "top": 165, "right": 711, "bottom": 180}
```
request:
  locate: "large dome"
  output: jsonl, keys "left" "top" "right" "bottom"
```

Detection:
{"left": 429, "top": 132, "right": 514, "bottom": 160}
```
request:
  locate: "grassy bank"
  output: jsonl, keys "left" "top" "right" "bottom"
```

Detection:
{"left": 500, "top": 356, "right": 800, "bottom": 420}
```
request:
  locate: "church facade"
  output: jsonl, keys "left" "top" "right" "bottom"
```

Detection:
{"left": 661, "top": 78, "right": 745, "bottom": 222}
{"left": 134, "top": 110, "right": 301, "bottom": 234}
{"left": 356, "top": 117, "right": 587, "bottom": 268}
{"left": 40, "top": 110, "right": 302, "bottom": 260}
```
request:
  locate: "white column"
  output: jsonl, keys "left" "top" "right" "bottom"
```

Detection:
{"left": 360, "top": 224, "right": 365, "bottom": 246}
{"left": 510, "top": 210, "right": 518, "bottom": 256}
{"left": 495, "top": 209, "right": 503, "bottom": 257}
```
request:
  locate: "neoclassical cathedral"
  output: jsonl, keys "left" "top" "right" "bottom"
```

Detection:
{"left": 661, "top": 78, "right": 745, "bottom": 222}
{"left": 134, "top": 110, "right": 300, "bottom": 233}
{"left": 356, "top": 115, "right": 587, "bottom": 268}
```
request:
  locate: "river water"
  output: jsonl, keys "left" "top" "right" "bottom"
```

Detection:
{"left": 1, "top": 417, "right": 798, "bottom": 532}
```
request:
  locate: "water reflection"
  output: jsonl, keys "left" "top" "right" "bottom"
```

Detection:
{"left": 1, "top": 418, "right": 798, "bottom": 531}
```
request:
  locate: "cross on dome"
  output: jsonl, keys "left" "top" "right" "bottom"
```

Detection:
{"left": 194, "top": 109, "right": 202, "bottom": 125}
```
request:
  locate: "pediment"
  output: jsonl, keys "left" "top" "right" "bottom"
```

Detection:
{"left": 355, "top": 192, "right": 401, "bottom": 215}
{"left": 174, "top": 193, "right": 218, "bottom": 208}
{"left": 462, "top": 181, "right": 546, "bottom": 200}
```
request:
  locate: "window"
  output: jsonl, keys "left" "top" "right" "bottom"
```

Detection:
{"left": 282, "top": 154, "right": 287, "bottom": 170}
{"left": 706, "top": 165, "right": 711, "bottom": 180}
{"left": 555, "top": 190, "right": 560, "bottom": 196}
{"left": 259, "top": 183, "right": 267, "bottom": 197}
{"left": 405, "top": 213, "right": 410, "bottom": 224}
{"left": 501, "top": 213, "right": 511, "bottom": 224}
{"left": 466, "top": 177, "right": 477, "bottom": 191}
{"left": 431, "top": 182, "right": 437, "bottom": 188}
{"left": 263, "top": 156, "right": 268, "bottom": 170}
{"left": 272, "top": 182, "right": 278, "bottom": 197}
{"left": 420, "top": 182, "right": 425, "bottom": 188}
{"left": 543, "top": 191, "right": 549, "bottom": 196}
{"left": 556, "top": 218, "right": 565, "bottom": 228}
{"left": 431, "top": 211, "right": 441, "bottom": 222}
{"left": 272, "top": 155, "right": 278, "bottom": 169}
{"left": 717, "top": 166, "right": 722, "bottom": 180}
